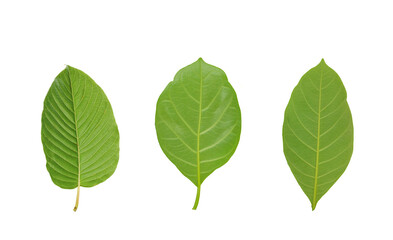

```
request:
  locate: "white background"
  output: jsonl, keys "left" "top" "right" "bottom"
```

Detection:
{"left": 0, "top": 0, "right": 392, "bottom": 239}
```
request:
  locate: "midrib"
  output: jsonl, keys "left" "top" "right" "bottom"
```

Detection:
{"left": 196, "top": 61, "right": 203, "bottom": 192}
{"left": 312, "top": 66, "right": 323, "bottom": 210}
{"left": 68, "top": 67, "right": 81, "bottom": 211}
{"left": 192, "top": 60, "right": 203, "bottom": 210}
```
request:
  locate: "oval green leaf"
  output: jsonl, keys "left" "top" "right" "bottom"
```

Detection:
{"left": 155, "top": 58, "right": 241, "bottom": 210}
{"left": 283, "top": 59, "right": 354, "bottom": 210}
{"left": 41, "top": 66, "right": 119, "bottom": 211}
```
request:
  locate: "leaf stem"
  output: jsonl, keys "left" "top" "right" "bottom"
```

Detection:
{"left": 73, "top": 185, "right": 80, "bottom": 212}
{"left": 192, "top": 185, "right": 201, "bottom": 210}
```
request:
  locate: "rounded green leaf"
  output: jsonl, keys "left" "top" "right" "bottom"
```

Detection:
{"left": 155, "top": 58, "right": 241, "bottom": 209}
{"left": 41, "top": 66, "right": 119, "bottom": 211}
{"left": 283, "top": 59, "right": 353, "bottom": 210}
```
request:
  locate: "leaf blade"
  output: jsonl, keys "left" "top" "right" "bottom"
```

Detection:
{"left": 42, "top": 66, "right": 119, "bottom": 211}
{"left": 155, "top": 58, "right": 241, "bottom": 209}
{"left": 283, "top": 59, "right": 353, "bottom": 210}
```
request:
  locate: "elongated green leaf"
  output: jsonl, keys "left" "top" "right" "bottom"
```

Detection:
{"left": 41, "top": 66, "right": 119, "bottom": 211}
{"left": 155, "top": 58, "right": 241, "bottom": 209}
{"left": 283, "top": 59, "right": 353, "bottom": 210}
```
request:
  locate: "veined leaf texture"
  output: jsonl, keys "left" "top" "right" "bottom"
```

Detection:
{"left": 41, "top": 66, "right": 119, "bottom": 211}
{"left": 40, "top": 60, "right": 354, "bottom": 212}
{"left": 155, "top": 58, "right": 241, "bottom": 209}
{"left": 283, "top": 59, "right": 354, "bottom": 210}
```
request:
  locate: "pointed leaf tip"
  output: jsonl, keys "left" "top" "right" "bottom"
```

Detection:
{"left": 316, "top": 58, "right": 328, "bottom": 68}
{"left": 197, "top": 57, "right": 204, "bottom": 62}
{"left": 65, "top": 65, "right": 74, "bottom": 72}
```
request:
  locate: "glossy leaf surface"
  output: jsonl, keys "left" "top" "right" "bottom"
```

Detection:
{"left": 155, "top": 58, "right": 241, "bottom": 209}
{"left": 41, "top": 66, "right": 119, "bottom": 211}
{"left": 283, "top": 59, "right": 353, "bottom": 210}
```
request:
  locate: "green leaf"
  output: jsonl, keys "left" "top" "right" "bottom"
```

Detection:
{"left": 155, "top": 58, "right": 241, "bottom": 210}
{"left": 283, "top": 59, "right": 354, "bottom": 210}
{"left": 41, "top": 66, "right": 119, "bottom": 211}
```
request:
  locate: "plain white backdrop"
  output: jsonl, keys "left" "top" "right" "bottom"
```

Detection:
{"left": 1, "top": 0, "right": 392, "bottom": 239}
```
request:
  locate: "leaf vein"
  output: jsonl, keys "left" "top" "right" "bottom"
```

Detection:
{"left": 199, "top": 122, "right": 238, "bottom": 153}
{"left": 159, "top": 120, "right": 197, "bottom": 153}
{"left": 200, "top": 95, "right": 234, "bottom": 135}
{"left": 285, "top": 123, "right": 317, "bottom": 152}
